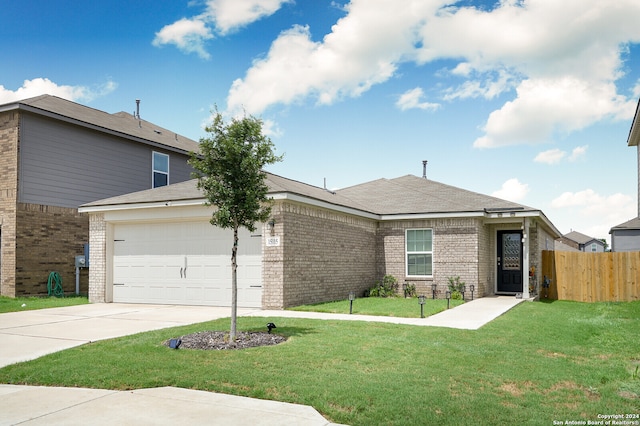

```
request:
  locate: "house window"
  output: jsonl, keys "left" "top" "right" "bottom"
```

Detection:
{"left": 591, "top": 243, "right": 597, "bottom": 252}
{"left": 152, "top": 152, "right": 169, "bottom": 188}
{"left": 406, "top": 229, "right": 433, "bottom": 277}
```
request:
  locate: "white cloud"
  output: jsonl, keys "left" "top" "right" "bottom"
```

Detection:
{"left": 534, "top": 148, "right": 566, "bottom": 165}
{"left": 568, "top": 145, "right": 588, "bottom": 162}
{"left": 0, "top": 78, "right": 117, "bottom": 104}
{"left": 224, "top": 0, "right": 640, "bottom": 144}
{"left": 204, "top": 0, "right": 293, "bottom": 35}
{"left": 153, "top": 17, "right": 213, "bottom": 60}
{"left": 492, "top": 178, "right": 529, "bottom": 202}
{"left": 396, "top": 87, "right": 439, "bottom": 111}
{"left": 550, "top": 189, "right": 636, "bottom": 240}
{"left": 227, "top": 0, "right": 434, "bottom": 114}
{"left": 534, "top": 145, "right": 588, "bottom": 164}
{"left": 153, "top": 0, "right": 291, "bottom": 58}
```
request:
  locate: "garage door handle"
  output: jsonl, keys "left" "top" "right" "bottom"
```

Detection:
{"left": 250, "top": 285, "right": 262, "bottom": 288}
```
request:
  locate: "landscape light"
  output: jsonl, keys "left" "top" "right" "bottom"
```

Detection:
{"left": 432, "top": 283, "right": 437, "bottom": 300}
{"left": 470, "top": 284, "right": 475, "bottom": 300}
{"left": 267, "top": 322, "right": 277, "bottom": 334}
{"left": 348, "top": 291, "right": 355, "bottom": 314}
{"left": 445, "top": 291, "right": 451, "bottom": 309}
{"left": 418, "top": 295, "right": 426, "bottom": 318}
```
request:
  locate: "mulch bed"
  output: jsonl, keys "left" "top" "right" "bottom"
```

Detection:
{"left": 165, "top": 331, "right": 287, "bottom": 350}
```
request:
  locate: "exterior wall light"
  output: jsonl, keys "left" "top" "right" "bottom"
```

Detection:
{"left": 267, "top": 218, "right": 276, "bottom": 235}
{"left": 348, "top": 291, "right": 355, "bottom": 314}
{"left": 418, "top": 295, "right": 426, "bottom": 318}
{"left": 445, "top": 290, "right": 451, "bottom": 309}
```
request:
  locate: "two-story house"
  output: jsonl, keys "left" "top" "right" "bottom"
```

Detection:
{"left": 610, "top": 96, "right": 640, "bottom": 252}
{"left": 0, "top": 95, "right": 199, "bottom": 297}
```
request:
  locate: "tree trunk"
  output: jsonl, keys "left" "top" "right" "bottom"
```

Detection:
{"left": 230, "top": 226, "right": 239, "bottom": 341}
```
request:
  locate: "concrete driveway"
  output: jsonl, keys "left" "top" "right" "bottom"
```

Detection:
{"left": 0, "top": 303, "right": 258, "bottom": 368}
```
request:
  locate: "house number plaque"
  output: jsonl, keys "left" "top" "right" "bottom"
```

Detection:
{"left": 266, "top": 236, "right": 281, "bottom": 247}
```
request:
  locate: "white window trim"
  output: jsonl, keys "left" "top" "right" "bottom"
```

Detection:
{"left": 152, "top": 151, "right": 169, "bottom": 188}
{"left": 405, "top": 228, "right": 434, "bottom": 278}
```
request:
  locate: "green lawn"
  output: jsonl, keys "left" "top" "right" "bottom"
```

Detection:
{"left": 0, "top": 295, "right": 88, "bottom": 313}
{"left": 288, "top": 296, "right": 465, "bottom": 317}
{"left": 0, "top": 300, "right": 638, "bottom": 425}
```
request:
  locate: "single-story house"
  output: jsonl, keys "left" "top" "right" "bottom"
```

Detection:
{"left": 80, "top": 172, "right": 562, "bottom": 309}
{"left": 557, "top": 231, "right": 606, "bottom": 252}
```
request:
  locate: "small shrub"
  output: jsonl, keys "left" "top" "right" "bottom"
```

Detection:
{"left": 450, "top": 291, "right": 463, "bottom": 300}
{"left": 404, "top": 283, "right": 417, "bottom": 298}
{"left": 368, "top": 275, "right": 399, "bottom": 297}
{"left": 447, "top": 276, "right": 466, "bottom": 294}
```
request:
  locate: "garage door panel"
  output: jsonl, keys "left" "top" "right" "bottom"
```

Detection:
{"left": 113, "top": 221, "right": 262, "bottom": 307}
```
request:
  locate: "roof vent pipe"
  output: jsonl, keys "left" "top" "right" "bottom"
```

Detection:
{"left": 135, "top": 99, "right": 140, "bottom": 119}
{"left": 422, "top": 160, "right": 428, "bottom": 179}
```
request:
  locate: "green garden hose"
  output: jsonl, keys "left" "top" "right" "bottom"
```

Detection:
{"left": 47, "top": 271, "right": 64, "bottom": 298}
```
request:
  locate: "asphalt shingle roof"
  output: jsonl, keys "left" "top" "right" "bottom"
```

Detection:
{"left": 82, "top": 172, "right": 533, "bottom": 218}
{"left": 563, "top": 231, "right": 598, "bottom": 245}
{"left": 337, "top": 175, "right": 532, "bottom": 215}
{"left": 610, "top": 217, "right": 640, "bottom": 231}
{"left": 0, "top": 94, "right": 200, "bottom": 154}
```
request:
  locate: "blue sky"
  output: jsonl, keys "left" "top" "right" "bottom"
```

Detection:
{"left": 3, "top": 0, "right": 640, "bottom": 243}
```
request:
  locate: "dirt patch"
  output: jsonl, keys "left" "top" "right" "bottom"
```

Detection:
{"left": 165, "top": 331, "right": 287, "bottom": 350}
{"left": 537, "top": 349, "right": 568, "bottom": 359}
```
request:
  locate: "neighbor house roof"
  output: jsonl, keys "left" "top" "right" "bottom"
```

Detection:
{"left": 0, "top": 94, "right": 200, "bottom": 154}
{"left": 80, "top": 172, "right": 561, "bottom": 238}
{"left": 562, "top": 231, "right": 602, "bottom": 246}
{"left": 610, "top": 217, "right": 640, "bottom": 232}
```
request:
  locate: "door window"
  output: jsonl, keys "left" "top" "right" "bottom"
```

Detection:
{"left": 502, "top": 233, "right": 521, "bottom": 270}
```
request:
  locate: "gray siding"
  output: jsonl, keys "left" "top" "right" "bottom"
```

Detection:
{"left": 611, "top": 229, "right": 640, "bottom": 252}
{"left": 18, "top": 113, "right": 193, "bottom": 208}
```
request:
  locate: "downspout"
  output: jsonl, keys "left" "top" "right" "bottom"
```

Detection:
{"left": 522, "top": 217, "right": 530, "bottom": 299}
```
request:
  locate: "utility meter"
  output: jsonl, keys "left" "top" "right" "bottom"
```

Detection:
{"left": 75, "top": 255, "right": 86, "bottom": 268}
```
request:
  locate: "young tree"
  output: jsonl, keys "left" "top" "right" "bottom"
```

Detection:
{"left": 189, "top": 109, "right": 282, "bottom": 341}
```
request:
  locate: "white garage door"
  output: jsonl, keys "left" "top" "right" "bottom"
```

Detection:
{"left": 112, "top": 221, "right": 262, "bottom": 307}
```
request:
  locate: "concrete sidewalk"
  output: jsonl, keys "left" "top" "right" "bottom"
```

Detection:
{"left": 249, "top": 296, "right": 525, "bottom": 330}
{"left": 0, "top": 385, "right": 339, "bottom": 426}
{"left": 0, "top": 296, "right": 524, "bottom": 425}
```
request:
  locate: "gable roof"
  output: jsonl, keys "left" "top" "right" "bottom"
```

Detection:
{"left": 0, "top": 94, "right": 200, "bottom": 154}
{"left": 562, "top": 231, "right": 603, "bottom": 246}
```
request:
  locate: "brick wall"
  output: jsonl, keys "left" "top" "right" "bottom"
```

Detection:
{"left": 262, "top": 200, "right": 377, "bottom": 308}
{"left": 377, "top": 218, "right": 482, "bottom": 298}
{"left": 0, "top": 111, "right": 19, "bottom": 297}
{"left": 15, "top": 203, "right": 89, "bottom": 296}
{"left": 88, "top": 213, "right": 107, "bottom": 302}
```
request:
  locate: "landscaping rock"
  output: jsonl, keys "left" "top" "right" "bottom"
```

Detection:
{"left": 165, "top": 331, "right": 286, "bottom": 350}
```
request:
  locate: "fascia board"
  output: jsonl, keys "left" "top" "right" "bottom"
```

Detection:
{"left": 379, "top": 211, "right": 483, "bottom": 221}
{"left": 79, "top": 199, "right": 205, "bottom": 213}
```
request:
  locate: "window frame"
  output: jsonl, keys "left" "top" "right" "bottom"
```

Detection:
{"left": 152, "top": 151, "right": 169, "bottom": 188}
{"left": 405, "top": 228, "right": 434, "bottom": 278}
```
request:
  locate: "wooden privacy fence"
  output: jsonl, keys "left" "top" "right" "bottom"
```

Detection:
{"left": 541, "top": 250, "right": 640, "bottom": 302}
